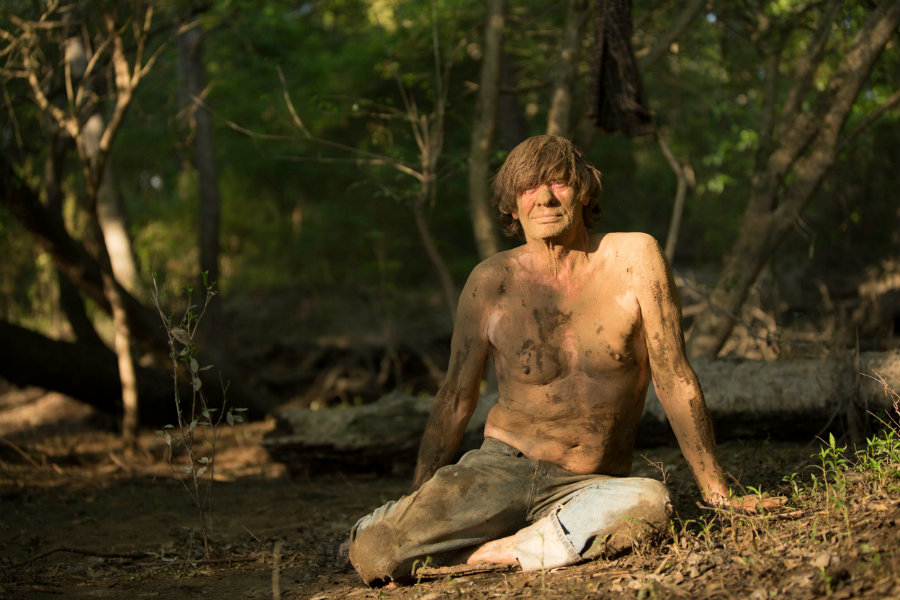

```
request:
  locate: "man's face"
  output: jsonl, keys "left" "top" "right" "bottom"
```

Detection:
{"left": 513, "top": 180, "right": 588, "bottom": 242}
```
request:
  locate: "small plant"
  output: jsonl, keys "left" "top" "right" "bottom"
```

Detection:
{"left": 781, "top": 471, "right": 802, "bottom": 498}
{"left": 410, "top": 555, "right": 434, "bottom": 585}
{"left": 150, "top": 269, "right": 244, "bottom": 559}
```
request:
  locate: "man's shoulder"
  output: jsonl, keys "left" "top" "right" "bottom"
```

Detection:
{"left": 469, "top": 248, "right": 522, "bottom": 280}
{"left": 595, "top": 232, "right": 663, "bottom": 264}
{"left": 599, "top": 231, "right": 660, "bottom": 252}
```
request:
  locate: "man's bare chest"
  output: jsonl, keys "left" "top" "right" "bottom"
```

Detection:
{"left": 488, "top": 281, "right": 644, "bottom": 385}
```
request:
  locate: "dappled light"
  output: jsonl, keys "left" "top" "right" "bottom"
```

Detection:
{"left": 1, "top": 0, "right": 898, "bottom": 597}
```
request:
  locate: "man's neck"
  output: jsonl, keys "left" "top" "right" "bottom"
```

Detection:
{"left": 523, "top": 228, "right": 593, "bottom": 279}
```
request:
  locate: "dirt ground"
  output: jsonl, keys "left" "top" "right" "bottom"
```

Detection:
{"left": 1, "top": 389, "right": 898, "bottom": 600}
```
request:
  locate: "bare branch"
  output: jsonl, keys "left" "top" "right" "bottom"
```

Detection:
{"left": 639, "top": 0, "right": 706, "bottom": 72}
{"left": 273, "top": 66, "right": 424, "bottom": 180}
{"left": 778, "top": 0, "right": 842, "bottom": 131}
{"left": 657, "top": 128, "right": 690, "bottom": 263}
{"left": 277, "top": 65, "right": 310, "bottom": 137}
{"left": 277, "top": 154, "right": 426, "bottom": 181}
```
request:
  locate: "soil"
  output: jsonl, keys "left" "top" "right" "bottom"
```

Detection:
{"left": 1, "top": 389, "right": 898, "bottom": 600}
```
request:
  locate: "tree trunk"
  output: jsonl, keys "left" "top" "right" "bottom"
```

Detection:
{"left": 467, "top": 0, "right": 505, "bottom": 259}
{"left": 656, "top": 129, "right": 689, "bottom": 263}
{"left": 82, "top": 115, "right": 143, "bottom": 295}
{"left": 64, "top": 27, "right": 143, "bottom": 442}
{"left": 0, "top": 320, "right": 182, "bottom": 425}
{"left": 686, "top": 0, "right": 900, "bottom": 358}
{"left": 413, "top": 196, "right": 458, "bottom": 325}
{"left": 498, "top": 51, "right": 528, "bottom": 150}
{"left": 43, "top": 132, "right": 106, "bottom": 347}
{"left": 546, "top": 0, "right": 590, "bottom": 137}
{"left": 177, "top": 18, "right": 224, "bottom": 361}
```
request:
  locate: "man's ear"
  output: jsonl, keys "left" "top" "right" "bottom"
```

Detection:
{"left": 512, "top": 212, "right": 519, "bottom": 220}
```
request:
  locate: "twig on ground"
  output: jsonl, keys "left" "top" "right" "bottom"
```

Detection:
{"left": 7, "top": 547, "right": 154, "bottom": 570}
{"left": 0, "top": 437, "right": 42, "bottom": 469}
{"left": 272, "top": 540, "right": 283, "bottom": 600}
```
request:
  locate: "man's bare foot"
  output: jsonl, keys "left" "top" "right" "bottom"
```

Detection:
{"left": 467, "top": 535, "right": 518, "bottom": 565}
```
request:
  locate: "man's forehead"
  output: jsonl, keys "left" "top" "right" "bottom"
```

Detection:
{"left": 520, "top": 162, "right": 570, "bottom": 185}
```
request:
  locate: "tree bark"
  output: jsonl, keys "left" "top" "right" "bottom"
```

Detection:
{"left": 686, "top": 0, "right": 900, "bottom": 358}
{"left": 546, "top": 0, "right": 591, "bottom": 137}
{"left": 467, "top": 0, "right": 505, "bottom": 259}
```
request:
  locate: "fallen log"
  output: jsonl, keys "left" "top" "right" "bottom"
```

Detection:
{"left": 263, "top": 351, "right": 900, "bottom": 476}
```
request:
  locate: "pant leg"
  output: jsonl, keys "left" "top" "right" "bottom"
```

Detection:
{"left": 349, "top": 443, "right": 535, "bottom": 585}
{"left": 513, "top": 475, "right": 671, "bottom": 571}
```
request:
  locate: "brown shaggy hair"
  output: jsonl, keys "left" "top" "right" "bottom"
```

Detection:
{"left": 491, "top": 135, "right": 602, "bottom": 239}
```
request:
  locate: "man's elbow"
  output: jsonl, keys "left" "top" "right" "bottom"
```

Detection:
{"left": 434, "top": 387, "right": 479, "bottom": 425}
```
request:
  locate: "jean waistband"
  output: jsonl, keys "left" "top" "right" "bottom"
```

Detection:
{"left": 481, "top": 437, "right": 526, "bottom": 458}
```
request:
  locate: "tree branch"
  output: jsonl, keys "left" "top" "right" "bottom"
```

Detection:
{"left": 639, "top": 0, "right": 707, "bottom": 72}
{"left": 837, "top": 89, "right": 900, "bottom": 152}
{"left": 778, "top": 0, "right": 842, "bottom": 131}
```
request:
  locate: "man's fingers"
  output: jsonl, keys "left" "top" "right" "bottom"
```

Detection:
{"left": 736, "top": 494, "right": 788, "bottom": 511}
{"left": 758, "top": 495, "right": 788, "bottom": 509}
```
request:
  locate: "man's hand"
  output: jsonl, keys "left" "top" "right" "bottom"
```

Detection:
{"left": 703, "top": 492, "right": 788, "bottom": 513}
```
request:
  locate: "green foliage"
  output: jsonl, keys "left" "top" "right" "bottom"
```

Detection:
{"left": 2, "top": 0, "right": 896, "bottom": 336}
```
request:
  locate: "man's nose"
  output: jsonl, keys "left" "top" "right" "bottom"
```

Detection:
{"left": 535, "top": 184, "right": 559, "bottom": 205}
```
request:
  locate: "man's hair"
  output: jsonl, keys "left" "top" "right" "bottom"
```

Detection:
{"left": 491, "top": 135, "right": 602, "bottom": 239}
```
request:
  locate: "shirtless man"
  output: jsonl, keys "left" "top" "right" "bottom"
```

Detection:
{"left": 348, "top": 135, "right": 780, "bottom": 586}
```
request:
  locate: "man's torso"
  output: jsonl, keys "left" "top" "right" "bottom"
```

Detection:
{"left": 481, "top": 233, "right": 653, "bottom": 475}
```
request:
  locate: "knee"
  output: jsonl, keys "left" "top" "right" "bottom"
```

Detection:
{"left": 638, "top": 479, "right": 672, "bottom": 521}
{"left": 625, "top": 478, "right": 671, "bottom": 528}
{"left": 348, "top": 519, "right": 404, "bottom": 586}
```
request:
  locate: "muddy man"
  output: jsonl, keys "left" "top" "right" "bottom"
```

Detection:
{"left": 348, "top": 135, "right": 781, "bottom": 586}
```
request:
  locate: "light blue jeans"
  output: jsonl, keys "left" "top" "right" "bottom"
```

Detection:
{"left": 349, "top": 438, "right": 671, "bottom": 585}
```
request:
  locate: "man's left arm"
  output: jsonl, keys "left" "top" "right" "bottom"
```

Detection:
{"left": 633, "top": 234, "right": 781, "bottom": 510}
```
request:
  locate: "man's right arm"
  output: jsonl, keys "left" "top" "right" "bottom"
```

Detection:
{"left": 411, "top": 263, "right": 495, "bottom": 490}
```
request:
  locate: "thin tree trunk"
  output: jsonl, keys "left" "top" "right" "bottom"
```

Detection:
{"left": 546, "top": 0, "right": 590, "bottom": 137}
{"left": 177, "top": 17, "right": 223, "bottom": 362}
{"left": 686, "top": 0, "right": 900, "bottom": 358}
{"left": 498, "top": 51, "right": 528, "bottom": 150}
{"left": 657, "top": 130, "right": 689, "bottom": 263}
{"left": 82, "top": 114, "right": 142, "bottom": 294}
{"left": 467, "top": 0, "right": 505, "bottom": 259}
{"left": 67, "top": 30, "right": 142, "bottom": 442}
{"left": 43, "top": 132, "right": 105, "bottom": 347}
{"left": 413, "top": 196, "right": 457, "bottom": 325}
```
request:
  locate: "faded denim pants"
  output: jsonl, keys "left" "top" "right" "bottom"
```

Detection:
{"left": 349, "top": 438, "right": 671, "bottom": 585}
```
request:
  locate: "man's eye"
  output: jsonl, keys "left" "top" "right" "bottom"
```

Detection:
{"left": 551, "top": 181, "right": 567, "bottom": 189}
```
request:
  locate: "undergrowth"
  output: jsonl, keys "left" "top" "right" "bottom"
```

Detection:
{"left": 654, "top": 383, "right": 900, "bottom": 600}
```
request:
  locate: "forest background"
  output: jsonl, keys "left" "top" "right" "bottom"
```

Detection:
{"left": 1, "top": 0, "right": 898, "bottom": 437}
